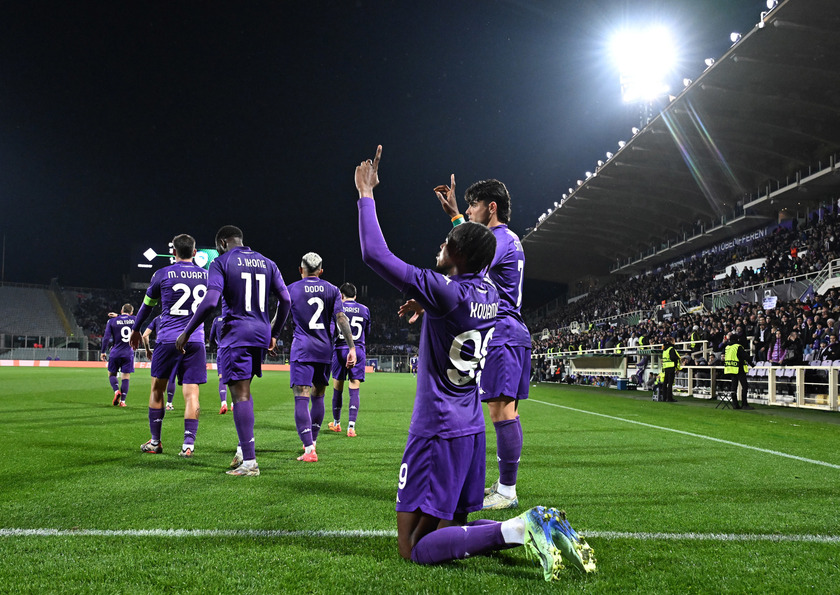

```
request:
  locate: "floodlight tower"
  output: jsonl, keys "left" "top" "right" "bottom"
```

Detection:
{"left": 611, "top": 27, "right": 677, "bottom": 128}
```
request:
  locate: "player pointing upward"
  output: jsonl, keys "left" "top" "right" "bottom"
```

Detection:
{"left": 355, "top": 145, "right": 576, "bottom": 581}
{"left": 435, "top": 173, "right": 531, "bottom": 510}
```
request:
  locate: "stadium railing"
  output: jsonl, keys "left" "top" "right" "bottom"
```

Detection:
{"left": 536, "top": 341, "right": 838, "bottom": 411}
{"left": 678, "top": 363, "right": 838, "bottom": 411}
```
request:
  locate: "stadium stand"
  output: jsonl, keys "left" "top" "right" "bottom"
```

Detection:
{"left": 521, "top": 0, "right": 840, "bottom": 411}
{"left": 0, "top": 285, "right": 68, "bottom": 336}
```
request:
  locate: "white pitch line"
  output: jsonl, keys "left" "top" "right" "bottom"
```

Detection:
{"left": 1, "top": 528, "right": 838, "bottom": 543}
{"left": 586, "top": 531, "right": 840, "bottom": 544}
{"left": 0, "top": 528, "right": 396, "bottom": 538}
{"left": 530, "top": 399, "right": 840, "bottom": 470}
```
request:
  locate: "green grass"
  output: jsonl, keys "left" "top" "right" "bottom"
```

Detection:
{"left": 1, "top": 368, "right": 839, "bottom": 593}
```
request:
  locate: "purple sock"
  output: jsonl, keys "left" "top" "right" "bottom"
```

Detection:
{"left": 494, "top": 416, "right": 522, "bottom": 487}
{"left": 310, "top": 395, "right": 325, "bottom": 441}
{"left": 348, "top": 388, "right": 360, "bottom": 423}
{"left": 148, "top": 407, "right": 164, "bottom": 442}
{"left": 120, "top": 379, "right": 129, "bottom": 401}
{"left": 219, "top": 379, "right": 227, "bottom": 403}
{"left": 294, "top": 396, "right": 313, "bottom": 447}
{"left": 183, "top": 418, "right": 198, "bottom": 447}
{"left": 467, "top": 519, "right": 518, "bottom": 549}
{"left": 332, "top": 388, "right": 343, "bottom": 421}
{"left": 166, "top": 377, "right": 175, "bottom": 403}
{"left": 109, "top": 376, "right": 119, "bottom": 392}
{"left": 411, "top": 522, "right": 505, "bottom": 565}
{"left": 232, "top": 399, "right": 256, "bottom": 460}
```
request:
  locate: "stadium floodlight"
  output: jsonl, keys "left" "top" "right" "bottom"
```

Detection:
{"left": 562, "top": 193, "right": 568, "bottom": 199}
{"left": 618, "top": 140, "right": 626, "bottom": 148}
{"left": 585, "top": 171, "right": 593, "bottom": 179}
{"left": 611, "top": 26, "right": 676, "bottom": 103}
{"left": 730, "top": 32, "right": 742, "bottom": 44}
{"left": 631, "top": 127, "right": 640, "bottom": 135}
{"left": 577, "top": 179, "right": 584, "bottom": 186}
{"left": 554, "top": 201, "right": 560, "bottom": 208}
{"left": 704, "top": 58, "right": 715, "bottom": 68}
{"left": 766, "top": 0, "right": 778, "bottom": 9}
{"left": 683, "top": 78, "right": 692, "bottom": 87}
{"left": 597, "top": 160, "right": 604, "bottom": 167}
{"left": 606, "top": 151, "right": 614, "bottom": 159}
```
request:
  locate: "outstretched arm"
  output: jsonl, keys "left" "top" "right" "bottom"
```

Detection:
{"left": 269, "top": 286, "right": 292, "bottom": 355}
{"left": 355, "top": 145, "right": 411, "bottom": 290}
{"left": 130, "top": 298, "right": 157, "bottom": 350}
{"left": 175, "top": 289, "right": 221, "bottom": 353}
{"left": 335, "top": 311, "right": 357, "bottom": 368}
{"left": 142, "top": 329, "right": 153, "bottom": 359}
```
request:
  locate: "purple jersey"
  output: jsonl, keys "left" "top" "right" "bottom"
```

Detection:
{"left": 144, "top": 261, "right": 208, "bottom": 344}
{"left": 209, "top": 315, "right": 224, "bottom": 349}
{"left": 405, "top": 268, "right": 499, "bottom": 438}
{"left": 333, "top": 299, "right": 370, "bottom": 350}
{"left": 206, "top": 246, "right": 287, "bottom": 349}
{"left": 288, "top": 278, "right": 343, "bottom": 363}
{"left": 358, "top": 196, "right": 500, "bottom": 439}
{"left": 488, "top": 224, "right": 530, "bottom": 348}
{"left": 147, "top": 316, "right": 159, "bottom": 335}
{"left": 102, "top": 314, "right": 136, "bottom": 358}
{"left": 144, "top": 316, "right": 161, "bottom": 348}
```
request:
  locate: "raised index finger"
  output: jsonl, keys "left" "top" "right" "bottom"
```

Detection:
{"left": 372, "top": 145, "right": 382, "bottom": 171}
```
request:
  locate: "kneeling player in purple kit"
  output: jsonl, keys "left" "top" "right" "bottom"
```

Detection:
{"left": 130, "top": 234, "right": 208, "bottom": 458}
{"left": 287, "top": 253, "right": 357, "bottom": 462}
{"left": 177, "top": 225, "right": 291, "bottom": 477}
{"left": 101, "top": 303, "right": 136, "bottom": 407}
{"left": 329, "top": 282, "right": 370, "bottom": 437}
{"left": 355, "top": 147, "right": 594, "bottom": 581}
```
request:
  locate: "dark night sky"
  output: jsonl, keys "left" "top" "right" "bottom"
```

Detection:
{"left": 0, "top": 1, "right": 762, "bottom": 308}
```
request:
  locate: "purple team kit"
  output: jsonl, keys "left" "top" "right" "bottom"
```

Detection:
{"left": 102, "top": 314, "right": 137, "bottom": 374}
{"left": 332, "top": 298, "right": 370, "bottom": 381}
{"left": 357, "top": 196, "right": 500, "bottom": 519}
{"left": 207, "top": 247, "right": 288, "bottom": 382}
{"left": 287, "top": 277, "right": 343, "bottom": 387}
{"left": 144, "top": 261, "right": 208, "bottom": 386}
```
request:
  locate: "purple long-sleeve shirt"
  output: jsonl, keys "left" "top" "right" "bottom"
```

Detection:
{"left": 358, "top": 196, "right": 499, "bottom": 439}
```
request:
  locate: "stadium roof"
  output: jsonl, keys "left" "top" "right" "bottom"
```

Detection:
{"left": 522, "top": 0, "right": 840, "bottom": 285}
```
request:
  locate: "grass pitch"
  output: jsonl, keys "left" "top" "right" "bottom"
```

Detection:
{"left": 1, "top": 367, "right": 839, "bottom": 593}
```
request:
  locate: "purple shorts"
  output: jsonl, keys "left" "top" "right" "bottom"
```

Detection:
{"left": 151, "top": 342, "right": 207, "bottom": 385}
{"left": 218, "top": 346, "right": 265, "bottom": 383}
{"left": 480, "top": 344, "right": 531, "bottom": 401}
{"left": 331, "top": 346, "right": 366, "bottom": 382}
{"left": 395, "top": 431, "right": 486, "bottom": 520}
{"left": 290, "top": 361, "right": 329, "bottom": 388}
{"left": 107, "top": 353, "right": 135, "bottom": 375}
